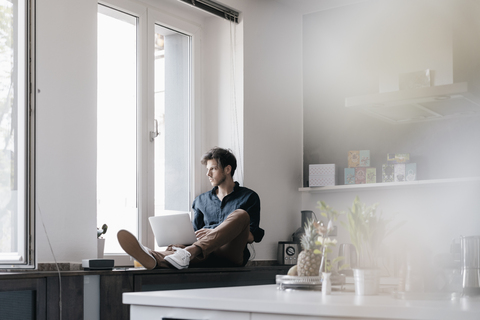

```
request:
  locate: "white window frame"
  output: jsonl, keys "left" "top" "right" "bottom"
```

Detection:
{"left": 0, "top": 0, "right": 35, "bottom": 269}
{"left": 99, "top": 0, "right": 202, "bottom": 266}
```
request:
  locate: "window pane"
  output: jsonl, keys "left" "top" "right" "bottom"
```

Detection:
{"left": 0, "top": 0, "right": 28, "bottom": 265}
{"left": 154, "top": 25, "right": 190, "bottom": 218}
{"left": 97, "top": 5, "right": 137, "bottom": 254}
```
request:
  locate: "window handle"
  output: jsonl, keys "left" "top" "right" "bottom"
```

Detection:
{"left": 150, "top": 119, "right": 160, "bottom": 142}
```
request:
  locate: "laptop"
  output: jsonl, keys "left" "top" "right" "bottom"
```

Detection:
{"left": 149, "top": 211, "right": 198, "bottom": 247}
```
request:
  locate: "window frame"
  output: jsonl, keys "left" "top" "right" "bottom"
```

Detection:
{"left": 0, "top": 0, "right": 36, "bottom": 269}
{"left": 145, "top": 4, "right": 202, "bottom": 258}
{"left": 98, "top": 0, "right": 202, "bottom": 266}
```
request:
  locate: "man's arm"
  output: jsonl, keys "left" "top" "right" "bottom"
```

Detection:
{"left": 244, "top": 192, "right": 264, "bottom": 243}
{"left": 192, "top": 198, "right": 205, "bottom": 231}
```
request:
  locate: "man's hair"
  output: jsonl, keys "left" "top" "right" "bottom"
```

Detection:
{"left": 201, "top": 147, "right": 237, "bottom": 177}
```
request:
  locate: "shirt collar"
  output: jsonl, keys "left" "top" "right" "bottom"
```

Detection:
{"left": 210, "top": 181, "right": 240, "bottom": 195}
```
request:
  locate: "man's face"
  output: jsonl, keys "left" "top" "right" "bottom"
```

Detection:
{"left": 206, "top": 159, "right": 227, "bottom": 187}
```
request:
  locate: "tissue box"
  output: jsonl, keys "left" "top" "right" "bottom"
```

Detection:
{"left": 348, "top": 151, "right": 360, "bottom": 168}
{"left": 394, "top": 164, "right": 406, "bottom": 182}
{"left": 344, "top": 168, "right": 355, "bottom": 185}
{"left": 405, "top": 163, "right": 417, "bottom": 181}
{"left": 309, "top": 164, "right": 336, "bottom": 187}
{"left": 382, "top": 164, "right": 394, "bottom": 182}
{"left": 366, "top": 168, "right": 376, "bottom": 183}
{"left": 355, "top": 167, "right": 366, "bottom": 184}
{"left": 359, "top": 150, "right": 370, "bottom": 167}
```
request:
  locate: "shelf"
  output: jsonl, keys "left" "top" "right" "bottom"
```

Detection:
{"left": 299, "top": 177, "right": 480, "bottom": 194}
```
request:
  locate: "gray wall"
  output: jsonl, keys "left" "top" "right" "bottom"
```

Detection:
{"left": 303, "top": 0, "right": 480, "bottom": 185}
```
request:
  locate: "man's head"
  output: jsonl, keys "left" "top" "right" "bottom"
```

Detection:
{"left": 201, "top": 147, "right": 237, "bottom": 178}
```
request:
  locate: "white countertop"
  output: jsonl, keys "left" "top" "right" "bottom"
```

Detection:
{"left": 123, "top": 284, "right": 480, "bottom": 320}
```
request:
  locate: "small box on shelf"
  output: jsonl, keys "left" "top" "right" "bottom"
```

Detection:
{"left": 405, "top": 163, "right": 417, "bottom": 181}
{"left": 382, "top": 164, "right": 394, "bottom": 182}
{"left": 309, "top": 164, "right": 336, "bottom": 187}
{"left": 387, "top": 153, "right": 396, "bottom": 164}
{"left": 355, "top": 167, "right": 366, "bottom": 184}
{"left": 394, "top": 164, "right": 406, "bottom": 182}
{"left": 395, "top": 154, "right": 410, "bottom": 163}
{"left": 366, "top": 168, "right": 376, "bottom": 183}
{"left": 359, "top": 150, "right": 370, "bottom": 167}
{"left": 348, "top": 151, "right": 360, "bottom": 168}
{"left": 344, "top": 168, "right": 355, "bottom": 185}
{"left": 387, "top": 153, "right": 410, "bottom": 164}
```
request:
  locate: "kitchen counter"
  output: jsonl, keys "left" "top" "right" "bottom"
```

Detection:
{"left": 123, "top": 284, "right": 480, "bottom": 320}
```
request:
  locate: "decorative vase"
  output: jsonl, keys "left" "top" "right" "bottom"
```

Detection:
{"left": 97, "top": 238, "right": 105, "bottom": 258}
{"left": 322, "top": 272, "right": 332, "bottom": 295}
{"left": 353, "top": 268, "right": 380, "bottom": 295}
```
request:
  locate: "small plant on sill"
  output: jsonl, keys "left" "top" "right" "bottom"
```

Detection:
{"left": 97, "top": 224, "right": 108, "bottom": 238}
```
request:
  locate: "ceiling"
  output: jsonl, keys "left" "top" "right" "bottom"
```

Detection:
{"left": 274, "top": 0, "right": 370, "bottom": 14}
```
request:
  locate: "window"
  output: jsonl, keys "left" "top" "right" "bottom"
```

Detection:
{"left": 152, "top": 24, "right": 191, "bottom": 251}
{"left": 0, "top": 0, "right": 34, "bottom": 268}
{"left": 97, "top": 5, "right": 138, "bottom": 255}
{"left": 97, "top": 2, "right": 196, "bottom": 263}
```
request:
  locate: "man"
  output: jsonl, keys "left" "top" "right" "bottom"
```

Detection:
{"left": 117, "top": 147, "right": 264, "bottom": 269}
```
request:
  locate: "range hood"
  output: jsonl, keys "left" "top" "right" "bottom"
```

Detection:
{"left": 345, "top": 82, "right": 480, "bottom": 124}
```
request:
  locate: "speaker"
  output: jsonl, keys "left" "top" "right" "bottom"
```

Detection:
{"left": 277, "top": 241, "right": 299, "bottom": 265}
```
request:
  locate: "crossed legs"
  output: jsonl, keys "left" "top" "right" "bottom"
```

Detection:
{"left": 118, "top": 209, "right": 251, "bottom": 269}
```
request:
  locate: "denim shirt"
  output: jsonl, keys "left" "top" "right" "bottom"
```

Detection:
{"left": 192, "top": 182, "right": 265, "bottom": 243}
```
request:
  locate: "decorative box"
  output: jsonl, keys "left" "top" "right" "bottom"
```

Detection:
{"left": 348, "top": 151, "right": 360, "bottom": 168}
{"left": 344, "top": 168, "right": 355, "bottom": 185}
{"left": 366, "top": 168, "right": 376, "bottom": 184}
{"left": 387, "top": 153, "right": 396, "bottom": 164}
{"left": 309, "top": 164, "right": 336, "bottom": 187}
{"left": 394, "top": 164, "right": 406, "bottom": 182}
{"left": 355, "top": 167, "right": 366, "bottom": 184}
{"left": 395, "top": 154, "right": 410, "bottom": 163}
{"left": 405, "top": 163, "right": 417, "bottom": 181}
{"left": 387, "top": 153, "right": 410, "bottom": 164}
{"left": 359, "top": 150, "right": 370, "bottom": 167}
{"left": 382, "top": 164, "right": 394, "bottom": 182}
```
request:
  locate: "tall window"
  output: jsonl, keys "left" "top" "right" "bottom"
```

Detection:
{"left": 0, "top": 0, "right": 34, "bottom": 268}
{"left": 97, "top": 5, "right": 138, "bottom": 255}
{"left": 153, "top": 25, "right": 191, "bottom": 214}
{"left": 97, "top": 2, "right": 193, "bottom": 260}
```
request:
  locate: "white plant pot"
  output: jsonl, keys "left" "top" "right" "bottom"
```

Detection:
{"left": 322, "top": 272, "right": 332, "bottom": 295}
{"left": 353, "top": 268, "right": 380, "bottom": 295}
{"left": 97, "top": 238, "right": 105, "bottom": 258}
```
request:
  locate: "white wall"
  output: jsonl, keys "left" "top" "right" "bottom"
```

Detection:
{"left": 240, "top": 0, "right": 304, "bottom": 260}
{"left": 202, "top": 0, "right": 304, "bottom": 260}
{"left": 202, "top": 15, "right": 244, "bottom": 187}
{"left": 36, "top": 0, "right": 98, "bottom": 262}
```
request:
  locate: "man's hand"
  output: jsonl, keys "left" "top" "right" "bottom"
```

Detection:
{"left": 195, "top": 228, "right": 213, "bottom": 240}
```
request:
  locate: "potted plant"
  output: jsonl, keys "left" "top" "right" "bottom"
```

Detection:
{"left": 342, "top": 196, "right": 403, "bottom": 295}
{"left": 97, "top": 224, "right": 108, "bottom": 258}
{"left": 315, "top": 201, "right": 345, "bottom": 295}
